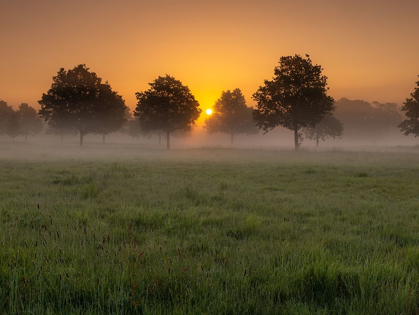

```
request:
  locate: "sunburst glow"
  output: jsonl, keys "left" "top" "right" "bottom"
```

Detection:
{"left": 206, "top": 109, "right": 213, "bottom": 115}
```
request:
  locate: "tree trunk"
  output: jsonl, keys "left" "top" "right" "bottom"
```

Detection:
{"left": 158, "top": 133, "right": 161, "bottom": 145}
{"left": 12, "top": 137, "right": 15, "bottom": 143}
{"left": 230, "top": 133, "right": 234, "bottom": 146}
{"left": 294, "top": 128, "right": 299, "bottom": 151}
{"left": 102, "top": 134, "right": 105, "bottom": 144}
{"left": 79, "top": 132, "right": 84, "bottom": 147}
{"left": 316, "top": 126, "right": 319, "bottom": 148}
{"left": 60, "top": 135, "right": 64, "bottom": 143}
{"left": 25, "top": 134, "right": 27, "bottom": 142}
{"left": 166, "top": 131, "right": 170, "bottom": 150}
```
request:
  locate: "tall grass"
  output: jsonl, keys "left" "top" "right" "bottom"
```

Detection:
{"left": 0, "top": 147, "right": 419, "bottom": 313}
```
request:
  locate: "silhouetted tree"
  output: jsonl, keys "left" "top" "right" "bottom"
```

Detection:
{"left": 123, "top": 114, "right": 171, "bottom": 146}
{"left": 94, "top": 87, "right": 127, "bottom": 143}
{"left": 252, "top": 54, "right": 334, "bottom": 151}
{"left": 205, "top": 89, "right": 258, "bottom": 146}
{"left": 38, "top": 64, "right": 127, "bottom": 146}
{"left": 303, "top": 112, "right": 343, "bottom": 147}
{"left": 16, "top": 103, "right": 43, "bottom": 141}
{"left": 399, "top": 77, "right": 419, "bottom": 137}
{"left": 334, "top": 98, "right": 402, "bottom": 142}
{"left": 125, "top": 118, "right": 150, "bottom": 138}
{"left": 0, "top": 100, "right": 14, "bottom": 136}
{"left": 121, "top": 109, "right": 163, "bottom": 144}
{"left": 134, "top": 75, "right": 201, "bottom": 149}
{"left": 372, "top": 102, "right": 402, "bottom": 141}
{"left": 6, "top": 111, "right": 20, "bottom": 142}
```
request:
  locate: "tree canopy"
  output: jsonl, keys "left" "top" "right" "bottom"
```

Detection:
{"left": 38, "top": 64, "right": 127, "bottom": 146}
{"left": 134, "top": 75, "right": 201, "bottom": 149}
{"left": 93, "top": 86, "right": 127, "bottom": 143}
{"left": 6, "top": 111, "right": 20, "bottom": 141}
{"left": 205, "top": 89, "right": 258, "bottom": 146}
{"left": 399, "top": 77, "right": 419, "bottom": 137}
{"left": 124, "top": 118, "right": 149, "bottom": 138}
{"left": 252, "top": 54, "right": 334, "bottom": 150}
{"left": 16, "top": 103, "right": 43, "bottom": 141}
{"left": 334, "top": 98, "right": 402, "bottom": 141}
{"left": 303, "top": 112, "right": 343, "bottom": 147}
{"left": 0, "top": 100, "right": 14, "bottom": 136}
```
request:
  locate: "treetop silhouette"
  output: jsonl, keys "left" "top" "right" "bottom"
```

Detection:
{"left": 252, "top": 54, "right": 334, "bottom": 150}
{"left": 6, "top": 111, "right": 20, "bottom": 142}
{"left": 17, "top": 103, "right": 43, "bottom": 141}
{"left": 399, "top": 76, "right": 419, "bottom": 137}
{"left": 0, "top": 100, "right": 15, "bottom": 136}
{"left": 304, "top": 112, "right": 343, "bottom": 147}
{"left": 205, "top": 88, "right": 258, "bottom": 146}
{"left": 134, "top": 75, "right": 201, "bottom": 149}
{"left": 334, "top": 98, "right": 402, "bottom": 141}
{"left": 38, "top": 64, "right": 127, "bottom": 146}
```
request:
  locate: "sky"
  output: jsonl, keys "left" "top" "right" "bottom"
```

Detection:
{"left": 1, "top": 0, "right": 418, "bottom": 122}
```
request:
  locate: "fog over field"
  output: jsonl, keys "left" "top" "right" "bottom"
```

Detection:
{"left": 0, "top": 136, "right": 418, "bottom": 162}
{"left": 1, "top": 143, "right": 419, "bottom": 314}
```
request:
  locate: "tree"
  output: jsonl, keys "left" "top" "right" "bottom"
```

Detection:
{"left": 252, "top": 54, "right": 334, "bottom": 151}
{"left": 399, "top": 77, "right": 419, "bottom": 137}
{"left": 93, "top": 86, "right": 127, "bottom": 143}
{"left": 303, "top": 112, "right": 343, "bottom": 147}
{"left": 6, "top": 111, "right": 20, "bottom": 142}
{"left": 372, "top": 102, "right": 402, "bottom": 127}
{"left": 0, "top": 100, "right": 14, "bottom": 136}
{"left": 16, "top": 103, "right": 43, "bottom": 141}
{"left": 124, "top": 118, "right": 150, "bottom": 138}
{"left": 205, "top": 89, "right": 258, "bottom": 146}
{"left": 134, "top": 75, "right": 201, "bottom": 149}
{"left": 122, "top": 110, "right": 170, "bottom": 145}
{"left": 334, "top": 98, "right": 402, "bottom": 142}
{"left": 121, "top": 108, "right": 163, "bottom": 144}
{"left": 38, "top": 64, "right": 127, "bottom": 146}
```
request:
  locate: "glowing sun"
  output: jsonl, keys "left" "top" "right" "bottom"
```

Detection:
{"left": 206, "top": 109, "right": 213, "bottom": 115}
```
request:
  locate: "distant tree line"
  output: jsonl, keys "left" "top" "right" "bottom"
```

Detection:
{"left": 1, "top": 56, "right": 418, "bottom": 150}
{"left": 0, "top": 101, "right": 43, "bottom": 142}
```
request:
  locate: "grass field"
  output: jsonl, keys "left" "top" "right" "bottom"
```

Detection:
{"left": 1, "top": 144, "right": 419, "bottom": 314}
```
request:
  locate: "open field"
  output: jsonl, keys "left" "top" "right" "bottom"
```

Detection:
{"left": 1, "top": 144, "right": 419, "bottom": 314}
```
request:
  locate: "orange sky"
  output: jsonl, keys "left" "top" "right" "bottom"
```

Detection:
{"left": 1, "top": 0, "right": 418, "bottom": 123}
